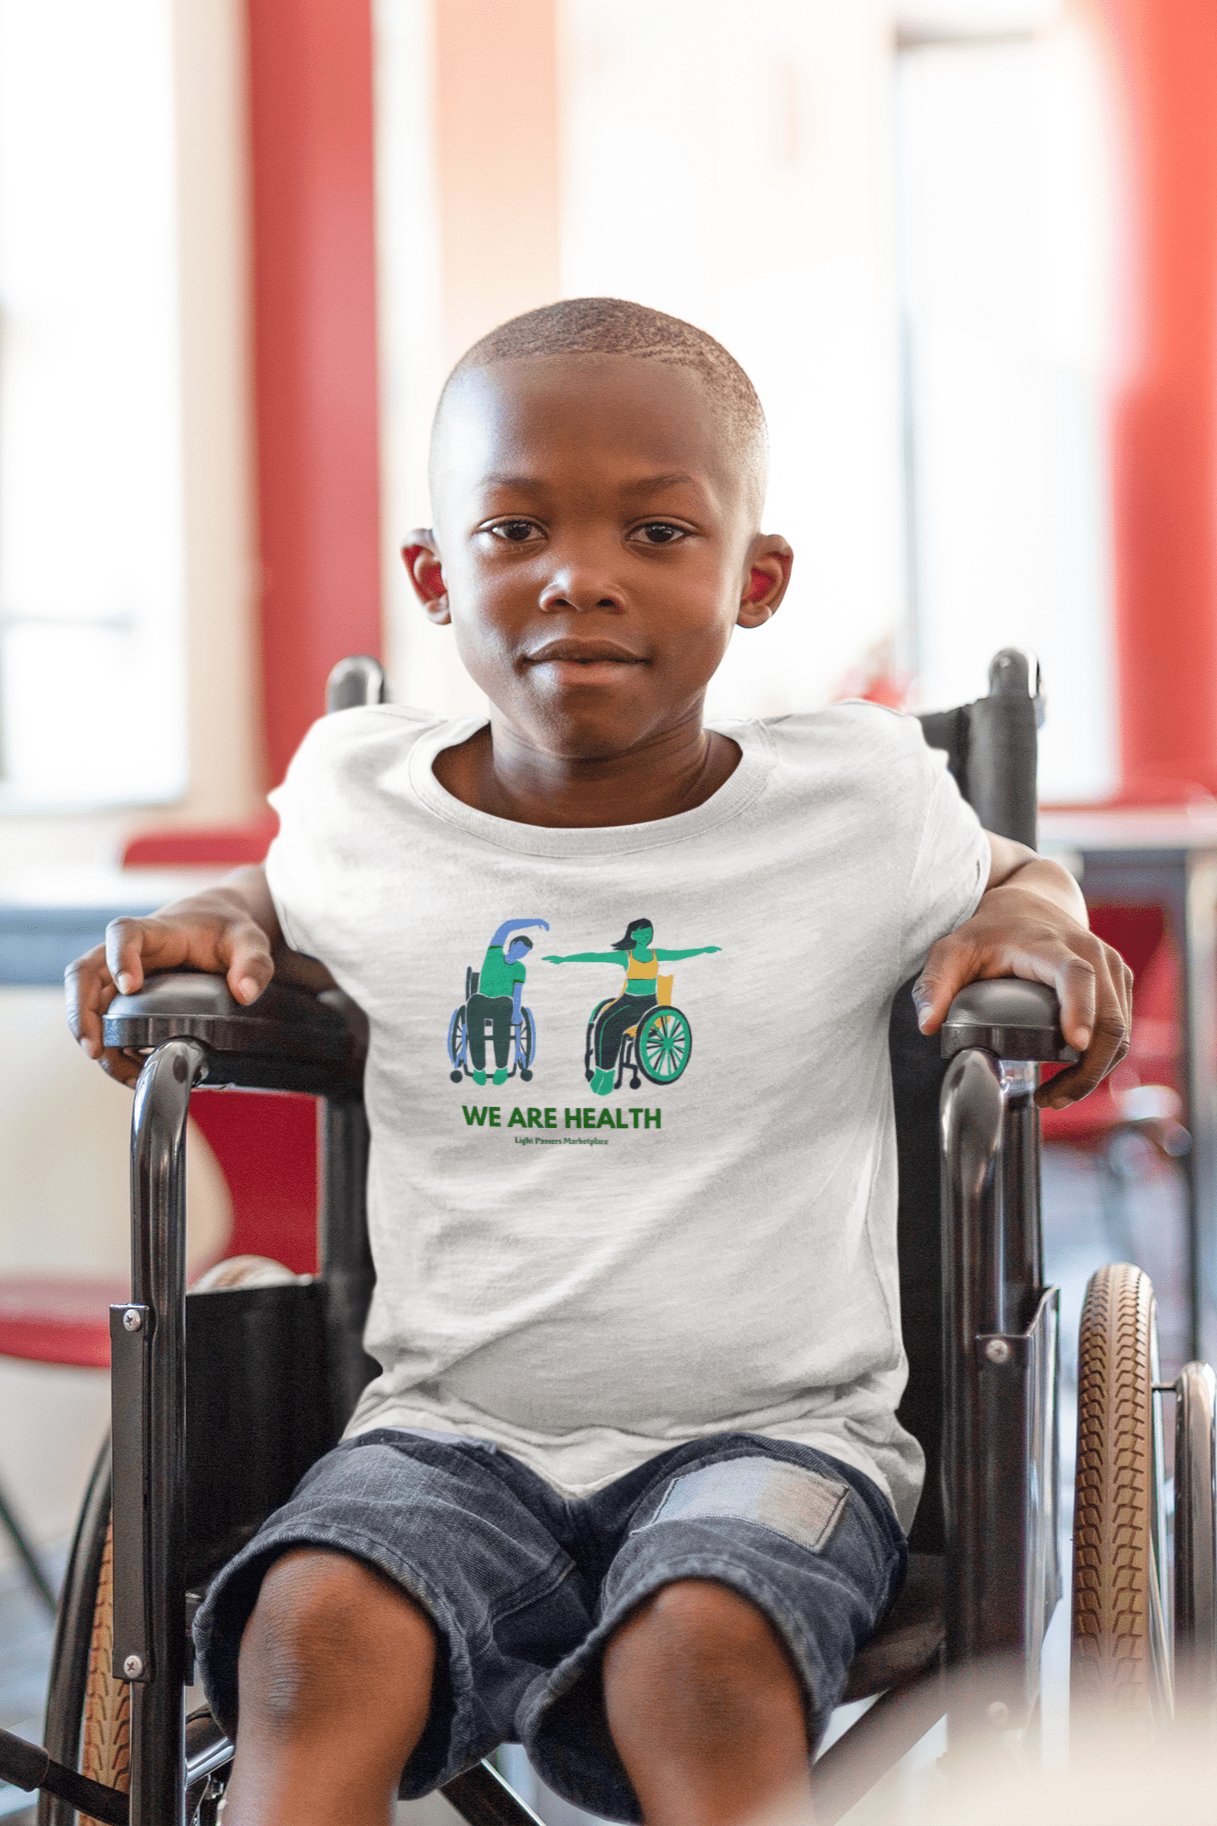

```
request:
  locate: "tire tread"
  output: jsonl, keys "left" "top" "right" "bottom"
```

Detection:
{"left": 1071, "top": 1262, "right": 1156, "bottom": 1709}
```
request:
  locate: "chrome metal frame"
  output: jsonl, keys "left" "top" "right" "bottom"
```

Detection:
{"left": 1174, "top": 1359, "right": 1217, "bottom": 1701}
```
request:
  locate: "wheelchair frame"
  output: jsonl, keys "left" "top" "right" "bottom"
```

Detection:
{"left": 449, "top": 965, "right": 537, "bottom": 1084}
{"left": 582, "top": 991, "right": 692, "bottom": 1091}
{"left": 7, "top": 649, "right": 1212, "bottom": 1826}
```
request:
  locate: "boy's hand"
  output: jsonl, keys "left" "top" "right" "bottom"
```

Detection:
{"left": 912, "top": 842, "right": 1133, "bottom": 1111}
{"left": 65, "top": 867, "right": 279, "bottom": 1087}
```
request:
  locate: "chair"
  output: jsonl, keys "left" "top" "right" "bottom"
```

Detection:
{"left": 6, "top": 650, "right": 1211, "bottom": 1826}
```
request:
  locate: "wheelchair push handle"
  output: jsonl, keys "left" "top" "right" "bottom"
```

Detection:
{"left": 939, "top": 978, "right": 1078, "bottom": 1065}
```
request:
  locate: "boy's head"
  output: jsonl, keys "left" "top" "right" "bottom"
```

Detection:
{"left": 405, "top": 298, "right": 792, "bottom": 762}
{"left": 432, "top": 298, "right": 770, "bottom": 519}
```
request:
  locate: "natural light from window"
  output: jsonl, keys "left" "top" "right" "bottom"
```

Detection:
{"left": 0, "top": 0, "right": 186, "bottom": 812}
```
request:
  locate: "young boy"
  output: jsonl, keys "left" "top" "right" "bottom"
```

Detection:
{"left": 68, "top": 299, "right": 1130, "bottom": 1826}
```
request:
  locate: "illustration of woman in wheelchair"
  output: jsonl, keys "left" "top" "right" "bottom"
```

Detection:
{"left": 545, "top": 916, "right": 720, "bottom": 1095}
{"left": 448, "top": 918, "right": 548, "bottom": 1085}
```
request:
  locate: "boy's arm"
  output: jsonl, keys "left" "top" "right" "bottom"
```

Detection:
{"left": 65, "top": 864, "right": 335, "bottom": 1088}
{"left": 911, "top": 832, "right": 1132, "bottom": 1111}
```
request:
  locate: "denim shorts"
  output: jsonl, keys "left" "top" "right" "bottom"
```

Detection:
{"left": 194, "top": 1429, "right": 906, "bottom": 1822}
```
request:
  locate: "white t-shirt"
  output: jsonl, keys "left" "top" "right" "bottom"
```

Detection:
{"left": 266, "top": 702, "right": 989, "bottom": 1532}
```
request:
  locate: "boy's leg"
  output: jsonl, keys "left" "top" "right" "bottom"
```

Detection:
{"left": 222, "top": 1547, "right": 436, "bottom": 1826}
{"left": 602, "top": 1579, "right": 812, "bottom": 1826}
{"left": 522, "top": 1441, "right": 904, "bottom": 1824}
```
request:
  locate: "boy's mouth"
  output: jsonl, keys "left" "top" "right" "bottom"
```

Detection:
{"left": 523, "top": 638, "right": 647, "bottom": 683}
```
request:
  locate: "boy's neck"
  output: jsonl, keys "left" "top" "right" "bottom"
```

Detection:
{"left": 433, "top": 713, "right": 741, "bottom": 828}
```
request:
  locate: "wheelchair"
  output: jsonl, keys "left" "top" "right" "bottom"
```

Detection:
{"left": 583, "top": 976, "right": 691, "bottom": 1089}
{"left": 7, "top": 649, "right": 1215, "bottom": 1826}
{"left": 448, "top": 966, "right": 536, "bottom": 1084}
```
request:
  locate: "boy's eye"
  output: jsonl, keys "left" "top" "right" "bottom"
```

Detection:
{"left": 488, "top": 519, "right": 541, "bottom": 543}
{"left": 634, "top": 522, "right": 686, "bottom": 546}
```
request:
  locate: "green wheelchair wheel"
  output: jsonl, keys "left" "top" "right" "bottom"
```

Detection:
{"left": 636, "top": 1007, "right": 691, "bottom": 1084}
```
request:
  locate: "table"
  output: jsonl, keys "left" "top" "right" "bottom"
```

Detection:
{"left": 1040, "top": 806, "right": 1217, "bottom": 1362}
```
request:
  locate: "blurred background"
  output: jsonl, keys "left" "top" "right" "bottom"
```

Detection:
{"left": 0, "top": 0, "right": 1215, "bottom": 1814}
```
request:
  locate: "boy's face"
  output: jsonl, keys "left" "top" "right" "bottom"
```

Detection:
{"left": 405, "top": 354, "right": 792, "bottom": 762}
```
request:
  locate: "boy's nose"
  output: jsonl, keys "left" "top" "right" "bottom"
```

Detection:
{"left": 538, "top": 561, "right": 624, "bottom": 615}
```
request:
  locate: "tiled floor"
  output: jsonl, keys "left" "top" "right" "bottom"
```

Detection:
{"left": 0, "top": 1541, "right": 64, "bottom": 1823}
{"left": 0, "top": 1139, "right": 1192, "bottom": 1825}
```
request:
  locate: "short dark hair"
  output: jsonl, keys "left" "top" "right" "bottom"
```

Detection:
{"left": 434, "top": 297, "right": 768, "bottom": 504}
{"left": 507, "top": 934, "right": 534, "bottom": 953}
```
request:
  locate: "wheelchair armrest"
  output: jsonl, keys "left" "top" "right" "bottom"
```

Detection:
{"left": 103, "top": 972, "right": 367, "bottom": 1095}
{"left": 939, "top": 979, "right": 1078, "bottom": 1064}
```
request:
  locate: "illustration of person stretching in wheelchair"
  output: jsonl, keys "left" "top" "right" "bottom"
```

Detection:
{"left": 449, "top": 918, "right": 549, "bottom": 1086}
{"left": 545, "top": 917, "right": 720, "bottom": 1096}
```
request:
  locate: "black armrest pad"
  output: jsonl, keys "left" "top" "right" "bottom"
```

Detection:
{"left": 103, "top": 972, "right": 367, "bottom": 1095}
{"left": 940, "top": 979, "right": 1078, "bottom": 1064}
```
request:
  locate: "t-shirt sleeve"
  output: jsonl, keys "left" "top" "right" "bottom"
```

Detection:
{"left": 264, "top": 721, "right": 332, "bottom": 959}
{"left": 896, "top": 741, "right": 991, "bottom": 982}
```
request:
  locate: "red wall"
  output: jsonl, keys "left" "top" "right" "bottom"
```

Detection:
{"left": 246, "top": 0, "right": 383, "bottom": 788}
{"left": 1099, "top": 1, "right": 1217, "bottom": 800}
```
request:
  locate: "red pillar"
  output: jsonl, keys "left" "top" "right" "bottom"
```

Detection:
{"left": 246, "top": 0, "right": 382, "bottom": 788}
{"left": 1099, "top": 1, "right": 1217, "bottom": 801}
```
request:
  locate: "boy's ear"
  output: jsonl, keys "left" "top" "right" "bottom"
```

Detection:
{"left": 402, "top": 531, "right": 450, "bottom": 625}
{"left": 736, "top": 534, "right": 793, "bottom": 629}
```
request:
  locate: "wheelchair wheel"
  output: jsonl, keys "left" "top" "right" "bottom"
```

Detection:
{"left": 1071, "top": 1262, "right": 1172, "bottom": 1723}
{"left": 39, "top": 1440, "right": 113, "bottom": 1826}
{"left": 448, "top": 1006, "right": 467, "bottom": 1082}
{"left": 517, "top": 1007, "right": 535, "bottom": 1082}
{"left": 635, "top": 1007, "right": 692, "bottom": 1084}
{"left": 584, "top": 999, "right": 615, "bottom": 1082}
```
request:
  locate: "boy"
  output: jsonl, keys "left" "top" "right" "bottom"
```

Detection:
{"left": 68, "top": 299, "right": 1130, "bottom": 1826}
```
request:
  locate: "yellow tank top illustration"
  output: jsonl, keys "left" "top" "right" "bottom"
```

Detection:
{"left": 625, "top": 952, "right": 659, "bottom": 984}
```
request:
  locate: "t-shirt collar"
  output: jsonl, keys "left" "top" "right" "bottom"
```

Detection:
{"left": 407, "top": 717, "right": 775, "bottom": 857}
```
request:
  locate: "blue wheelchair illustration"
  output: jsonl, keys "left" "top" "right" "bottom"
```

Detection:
{"left": 448, "top": 965, "right": 537, "bottom": 1083}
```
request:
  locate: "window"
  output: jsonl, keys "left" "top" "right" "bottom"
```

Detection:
{"left": 0, "top": 0, "right": 187, "bottom": 810}
{"left": 896, "top": 14, "right": 1117, "bottom": 800}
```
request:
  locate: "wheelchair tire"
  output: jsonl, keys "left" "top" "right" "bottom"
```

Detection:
{"left": 39, "top": 1441, "right": 112, "bottom": 1826}
{"left": 79, "top": 1520, "right": 130, "bottom": 1817}
{"left": 1071, "top": 1262, "right": 1172, "bottom": 1723}
{"left": 448, "top": 1005, "right": 467, "bottom": 1082}
{"left": 635, "top": 1007, "right": 692, "bottom": 1084}
{"left": 517, "top": 1006, "right": 535, "bottom": 1079}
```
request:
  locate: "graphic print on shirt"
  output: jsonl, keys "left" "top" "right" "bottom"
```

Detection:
{"left": 544, "top": 916, "right": 721, "bottom": 1096}
{"left": 447, "top": 918, "right": 549, "bottom": 1087}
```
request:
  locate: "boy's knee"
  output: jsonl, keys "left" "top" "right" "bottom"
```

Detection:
{"left": 605, "top": 1578, "right": 799, "bottom": 1708}
{"left": 240, "top": 1547, "right": 435, "bottom": 1731}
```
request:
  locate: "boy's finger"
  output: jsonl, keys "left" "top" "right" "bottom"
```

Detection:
{"left": 64, "top": 946, "right": 110, "bottom": 1058}
{"left": 911, "top": 936, "right": 978, "bottom": 1033}
{"left": 1038, "top": 957, "right": 1129, "bottom": 1109}
{"left": 104, "top": 916, "right": 156, "bottom": 996}
{"left": 1051, "top": 952, "right": 1098, "bottom": 1054}
{"left": 98, "top": 1046, "right": 143, "bottom": 1088}
{"left": 220, "top": 928, "right": 275, "bottom": 1005}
